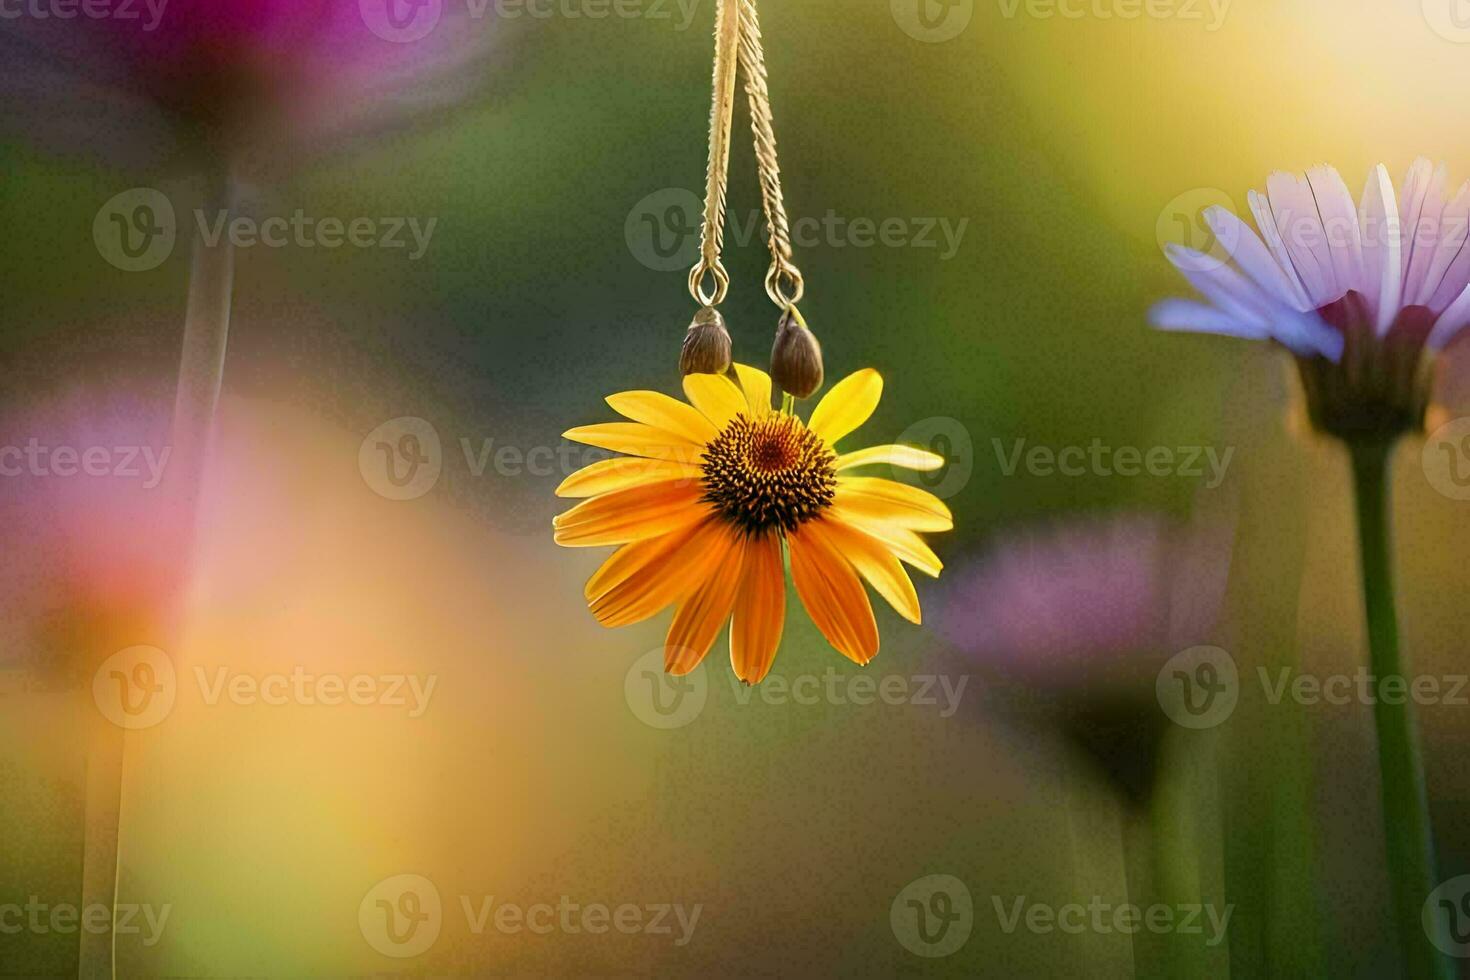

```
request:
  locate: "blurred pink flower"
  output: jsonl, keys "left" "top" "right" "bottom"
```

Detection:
{"left": 0, "top": 381, "right": 185, "bottom": 683}
{"left": 0, "top": 0, "right": 499, "bottom": 175}
{"left": 938, "top": 510, "right": 1236, "bottom": 697}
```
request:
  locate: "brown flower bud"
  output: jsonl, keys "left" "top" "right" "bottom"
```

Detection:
{"left": 680, "top": 306, "right": 733, "bottom": 376}
{"left": 770, "top": 310, "right": 824, "bottom": 398}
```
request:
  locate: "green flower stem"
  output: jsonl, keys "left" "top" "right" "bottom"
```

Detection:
{"left": 1349, "top": 441, "right": 1448, "bottom": 980}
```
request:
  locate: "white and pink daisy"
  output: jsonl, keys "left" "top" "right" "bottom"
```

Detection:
{"left": 1153, "top": 159, "right": 1470, "bottom": 442}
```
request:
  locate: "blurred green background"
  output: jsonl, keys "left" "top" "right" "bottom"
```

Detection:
{"left": 4, "top": 0, "right": 1470, "bottom": 975}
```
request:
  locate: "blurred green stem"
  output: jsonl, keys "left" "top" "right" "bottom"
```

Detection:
{"left": 1349, "top": 441, "right": 1448, "bottom": 980}
{"left": 76, "top": 169, "right": 236, "bottom": 979}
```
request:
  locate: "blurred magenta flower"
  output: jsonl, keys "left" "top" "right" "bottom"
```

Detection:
{"left": 0, "top": 0, "right": 498, "bottom": 175}
{"left": 937, "top": 509, "right": 1236, "bottom": 801}
{"left": 939, "top": 512, "right": 1235, "bottom": 696}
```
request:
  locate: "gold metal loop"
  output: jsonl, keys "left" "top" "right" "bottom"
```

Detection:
{"left": 689, "top": 261, "right": 731, "bottom": 307}
{"left": 766, "top": 263, "right": 804, "bottom": 308}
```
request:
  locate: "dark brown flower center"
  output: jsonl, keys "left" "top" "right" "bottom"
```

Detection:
{"left": 701, "top": 414, "right": 837, "bottom": 533}
{"left": 1297, "top": 290, "right": 1433, "bottom": 444}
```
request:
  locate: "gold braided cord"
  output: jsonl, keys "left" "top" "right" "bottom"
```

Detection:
{"left": 738, "top": 0, "right": 805, "bottom": 308}
{"left": 689, "top": 0, "right": 740, "bottom": 307}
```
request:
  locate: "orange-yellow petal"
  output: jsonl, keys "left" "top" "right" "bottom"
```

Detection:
{"left": 563, "top": 423, "right": 703, "bottom": 463}
{"left": 666, "top": 528, "right": 747, "bottom": 674}
{"left": 682, "top": 373, "right": 748, "bottom": 430}
{"left": 787, "top": 521, "right": 879, "bottom": 665}
{"left": 808, "top": 368, "right": 882, "bottom": 446}
{"left": 729, "top": 532, "right": 785, "bottom": 684}
{"left": 606, "top": 390, "right": 719, "bottom": 445}
{"left": 588, "top": 522, "right": 712, "bottom": 627}
{"left": 818, "top": 518, "right": 921, "bottom": 624}
{"left": 835, "top": 444, "right": 944, "bottom": 473}
{"left": 556, "top": 456, "right": 704, "bottom": 498}
{"left": 553, "top": 480, "right": 707, "bottom": 547}
{"left": 732, "top": 363, "right": 773, "bottom": 417}
{"left": 828, "top": 505, "right": 944, "bottom": 577}
{"left": 833, "top": 477, "right": 953, "bottom": 532}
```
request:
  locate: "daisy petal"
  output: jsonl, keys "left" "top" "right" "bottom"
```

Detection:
{"left": 817, "top": 519, "right": 921, "bottom": 625}
{"left": 834, "top": 477, "right": 954, "bottom": 532}
{"left": 829, "top": 506, "right": 944, "bottom": 577}
{"left": 1148, "top": 298, "right": 1270, "bottom": 341}
{"left": 682, "top": 373, "right": 748, "bottom": 429}
{"left": 556, "top": 457, "right": 704, "bottom": 498}
{"left": 1266, "top": 170, "right": 1336, "bottom": 306}
{"left": 1203, "top": 205, "right": 1309, "bottom": 310}
{"left": 1307, "top": 165, "right": 1362, "bottom": 301}
{"left": 606, "top": 390, "right": 718, "bottom": 445}
{"left": 809, "top": 368, "right": 883, "bottom": 446}
{"left": 836, "top": 444, "right": 945, "bottom": 472}
{"left": 729, "top": 532, "right": 785, "bottom": 684}
{"left": 1429, "top": 284, "right": 1470, "bottom": 351}
{"left": 732, "top": 363, "right": 773, "bottom": 417}
{"left": 563, "top": 423, "right": 703, "bottom": 463}
{"left": 1359, "top": 163, "right": 1403, "bottom": 334}
{"left": 788, "top": 522, "right": 879, "bottom": 665}
{"left": 553, "top": 481, "right": 706, "bottom": 547}
{"left": 589, "top": 521, "right": 718, "bottom": 627}
{"left": 666, "top": 529, "right": 747, "bottom": 675}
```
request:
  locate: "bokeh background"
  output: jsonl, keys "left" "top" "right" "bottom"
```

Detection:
{"left": 4, "top": 0, "right": 1470, "bottom": 975}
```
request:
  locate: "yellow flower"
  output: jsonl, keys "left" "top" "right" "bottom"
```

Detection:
{"left": 553, "top": 364, "right": 952, "bottom": 684}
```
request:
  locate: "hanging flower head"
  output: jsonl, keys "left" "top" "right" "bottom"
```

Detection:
{"left": 553, "top": 365, "right": 952, "bottom": 684}
{"left": 1152, "top": 160, "right": 1470, "bottom": 443}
